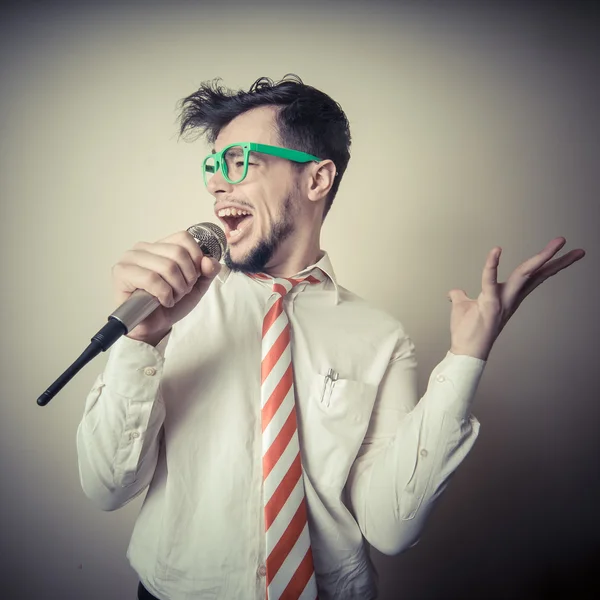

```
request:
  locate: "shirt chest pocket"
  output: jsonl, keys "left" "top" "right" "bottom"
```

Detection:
{"left": 315, "top": 372, "right": 375, "bottom": 418}
{"left": 301, "top": 372, "right": 378, "bottom": 491}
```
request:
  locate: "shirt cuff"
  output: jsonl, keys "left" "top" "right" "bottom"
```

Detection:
{"left": 103, "top": 334, "right": 169, "bottom": 402}
{"left": 426, "top": 351, "right": 487, "bottom": 421}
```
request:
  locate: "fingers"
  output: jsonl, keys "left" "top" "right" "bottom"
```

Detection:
{"left": 517, "top": 237, "right": 566, "bottom": 279}
{"left": 113, "top": 262, "right": 178, "bottom": 307}
{"left": 157, "top": 231, "right": 208, "bottom": 275}
{"left": 157, "top": 231, "right": 222, "bottom": 280}
{"left": 112, "top": 230, "right": 220, "bottom": 307}
{"left": 481, "top": 247, "right": 501, "bottom": 294}
{"left": 126, "top": 248, "right": 191, "bottom": 303}
{"left": 520, "top": 248, "right": 585, "bottom": 290}
{"left": 500, "top": 238, "right": 584, "bottom": 309}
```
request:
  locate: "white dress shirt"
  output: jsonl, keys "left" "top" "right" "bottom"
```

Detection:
{"left": 76, "top": 251, "right": 487, "bottom": 600}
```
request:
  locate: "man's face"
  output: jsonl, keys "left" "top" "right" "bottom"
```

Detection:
{"left": 208, "top": 106, "right": 302, "bottom": 273}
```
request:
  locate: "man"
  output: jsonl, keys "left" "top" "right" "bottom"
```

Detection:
{"left": 76, "top": 75, "right": 585, "bottom": 600}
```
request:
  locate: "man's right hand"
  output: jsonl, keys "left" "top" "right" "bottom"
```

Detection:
{"left": 111, "top": 230, "right": 222, "bottom": 346}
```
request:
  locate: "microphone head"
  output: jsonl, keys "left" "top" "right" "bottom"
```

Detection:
{"left": 187, "top": 222, "right": 227, "bottom": 262}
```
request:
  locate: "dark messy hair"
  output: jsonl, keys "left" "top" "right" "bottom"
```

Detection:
{"left": 177, "top": 74, "right": 351, "bottom": 219}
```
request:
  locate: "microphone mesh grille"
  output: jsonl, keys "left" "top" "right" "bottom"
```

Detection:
{"left": 186, "top": 222, "right": 227, "bottom": 261}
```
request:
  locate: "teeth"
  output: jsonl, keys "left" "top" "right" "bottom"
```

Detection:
{"left": 217, "top": 207, "right": 251, "bottom": 217}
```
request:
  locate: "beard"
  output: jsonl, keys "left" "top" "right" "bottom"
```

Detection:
{"left": 224, "top": 193, "right": 296, "bottom": 274}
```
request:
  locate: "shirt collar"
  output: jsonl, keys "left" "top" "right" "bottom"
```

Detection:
{"left": 216, "top": 250, "right": 340, "bottom": 305}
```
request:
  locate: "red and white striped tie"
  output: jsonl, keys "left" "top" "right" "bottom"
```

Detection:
{"left": 249, "top": 270, "right": 323, "bottom": 600}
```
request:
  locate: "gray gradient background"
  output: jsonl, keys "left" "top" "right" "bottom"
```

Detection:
{"left": 1, "top": 1, "right": 598, "bottom": 598}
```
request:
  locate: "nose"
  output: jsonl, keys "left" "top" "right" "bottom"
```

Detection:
{"left": 207, "top": 169, "right": 234, "bottom": 197}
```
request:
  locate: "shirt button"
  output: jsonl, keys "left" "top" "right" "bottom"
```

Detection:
{"left": 436, "top": 374, "right": 445, "bottom": 382}
{"left": 420, "top": 448, "right": 428, "bottom": 458}
{"left": 144, "top": 367, "right": 157, "bottom": 376}
{"left": 257, "top": 565, "right": 267, "bottom": 577}
{"left": 129, "top": 431, "right": 140, "bottom": 440}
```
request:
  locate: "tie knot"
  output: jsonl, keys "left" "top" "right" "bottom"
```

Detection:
{"left": 248, "top": 268, "right": 325, "bottom": 297}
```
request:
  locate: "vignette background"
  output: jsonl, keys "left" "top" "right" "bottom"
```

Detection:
{"left": 1, "top": 1, "right": 598, "bottom": 598}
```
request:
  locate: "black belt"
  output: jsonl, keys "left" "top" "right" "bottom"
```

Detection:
{"left": 137, "top": 582, "right": 161, "bottom": 600}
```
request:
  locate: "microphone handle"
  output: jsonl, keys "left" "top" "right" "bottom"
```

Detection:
{"left": 109, "top": 288, "right": 161, "bottom": 332}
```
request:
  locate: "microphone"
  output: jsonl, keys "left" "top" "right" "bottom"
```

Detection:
{"left": 109, "top": 222, "right": 226, "bottom": 333}
{"left": 37, "top": 223, "right": 226, "bottom": 407}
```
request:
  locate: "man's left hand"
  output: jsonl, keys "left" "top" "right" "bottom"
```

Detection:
{"left": 447, "top": 237, "right": 586, "bottom": 361}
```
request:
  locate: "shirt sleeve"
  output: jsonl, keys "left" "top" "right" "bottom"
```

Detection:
{"left": 345, "top": 332, "right": 486, "bottom": 555}
{"left": 75, "top": 332, "right": 171, "bottom": 511}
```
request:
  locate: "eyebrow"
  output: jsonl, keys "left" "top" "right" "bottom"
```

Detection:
{"left": 224, "top": 148, "right": 244, "bottom": 160}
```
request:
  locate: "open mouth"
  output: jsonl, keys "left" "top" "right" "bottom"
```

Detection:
{"left": 217, "top": 209, "right": 254, "bottom": 241}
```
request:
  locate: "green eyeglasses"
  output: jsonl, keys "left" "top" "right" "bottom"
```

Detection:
{"left": 202, "top": 142, "right": 322, "bottom": 187}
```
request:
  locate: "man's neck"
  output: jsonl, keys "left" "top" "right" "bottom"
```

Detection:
{"left": 264, "top": 250, "right": 322, "bottom": 278}
{"left": 264, "top": 234, "right": 322, "bottom": 278}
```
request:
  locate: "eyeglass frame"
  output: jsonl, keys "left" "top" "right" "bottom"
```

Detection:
{"left": 202, "top": 142, "right": 323, "bottom": 187}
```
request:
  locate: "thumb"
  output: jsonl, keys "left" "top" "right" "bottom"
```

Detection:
{"left": 447, "top": 289, "right": 468, "bottom": 303}
{"left": 200, "top": 256, "right": 222, "bottom": 279}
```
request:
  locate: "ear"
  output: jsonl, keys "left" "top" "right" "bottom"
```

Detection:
{"left": 306, "top": 160, "right": 337, "bottom": 203}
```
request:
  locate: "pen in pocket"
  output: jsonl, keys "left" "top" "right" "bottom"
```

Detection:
{"left": 321, "top": 368, "right": 339, "bottom": 406}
